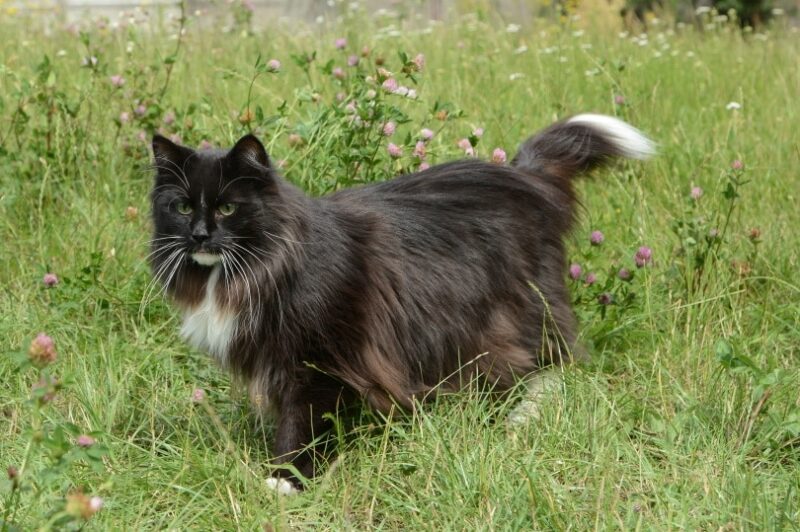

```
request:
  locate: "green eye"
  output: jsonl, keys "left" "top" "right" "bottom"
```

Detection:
{"left": 176, "top": 201, "right": 192, "bottom": 215}
{"left": 217, "top": 203, "right": 236, "bottom": 216}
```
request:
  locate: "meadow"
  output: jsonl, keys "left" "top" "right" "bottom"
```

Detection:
{"left": 1, "top": 2, "right": 799, "bottom": 529}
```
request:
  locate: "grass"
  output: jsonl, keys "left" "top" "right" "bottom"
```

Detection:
{"left": 1, "top": 4, "right": 799, "bottom": 530}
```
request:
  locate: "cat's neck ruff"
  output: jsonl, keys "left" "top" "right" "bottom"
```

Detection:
{"left": 180, "top": 265, "right": 237, "bottom": 367}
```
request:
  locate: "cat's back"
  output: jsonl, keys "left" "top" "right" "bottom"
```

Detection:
{"left": 325, "top": 159, "right": 566, "bottom": 222}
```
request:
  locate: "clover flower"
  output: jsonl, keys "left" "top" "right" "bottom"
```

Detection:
{"left": 266, "top": 59, "right": 281, "bottom": 72}
{"left": 590, "top": 230, "right": 604, "bottom": 246}
{"left": 29, "top": 333, "right": 57, "bottom": 367}
{"left": 43, "top": 273, "right": 59, "bottom": 287}
{"left": 491, "top": 148, "right": 507, "bottom": 164}
{"left": 568, "top": 263, "right": 582, "bottom": 280}
{"left": 334, "top": 37, "right": 347, "bottom": 49}
{"left": 382, "top": 121, "right": 396, "bottom": 137}
{"left": 634, "top": 246, "right": 653, "bottom": 268}
{"left": 387, "top": 143, "right": 402, "bottom": 158}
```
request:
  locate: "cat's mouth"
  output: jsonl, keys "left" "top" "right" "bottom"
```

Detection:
{"left": 191, "top": 251, "right": 222, "bottom": 266}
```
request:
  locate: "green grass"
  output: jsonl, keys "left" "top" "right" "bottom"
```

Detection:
{"left": 1, "top": 5, "right": 799, "bottom": 530}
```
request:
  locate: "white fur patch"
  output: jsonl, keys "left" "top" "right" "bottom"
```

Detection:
{"left": 568, "top": 114, "right": 656, "bottom": 160}
{"left": 180, "top": 266, "right": 236, "bottom": 366}
{"left": 266, "top": 477, "right": 298, "bottom": 496}
{"left": 507, "top": 368, "right": 563, "bottom": 426}
{"left": 192, "top": 252, "right": 222, "bottom": 266}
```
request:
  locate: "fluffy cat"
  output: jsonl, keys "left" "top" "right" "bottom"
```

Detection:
{"left": 149, "top": 114, "right": 653, "bottom": 491}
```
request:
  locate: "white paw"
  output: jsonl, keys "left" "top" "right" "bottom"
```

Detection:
{"left": 507, "top": 368, "right": 562, "bottom": 426}
{"left": 266, "top": 477, "right": 299, "bottom": 496}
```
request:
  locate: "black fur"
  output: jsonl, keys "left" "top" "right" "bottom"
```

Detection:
{"left": 149, "top": 115, "right": 650, "bottom": 488}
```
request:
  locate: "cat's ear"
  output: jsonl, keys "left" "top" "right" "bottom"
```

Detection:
{"left": 152, "top": 134, "right": 194, "bottom": 165}
{"left": 228, "top": 134, "right": 270, "bottom": 170}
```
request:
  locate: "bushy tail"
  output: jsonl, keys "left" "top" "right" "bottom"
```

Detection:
{"left": 511, "top": 114, "right": 655, "bottom": 188}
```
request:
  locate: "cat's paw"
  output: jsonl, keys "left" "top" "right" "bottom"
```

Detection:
{"left": 266, "top": 476, "right": 299, "bottom": 496}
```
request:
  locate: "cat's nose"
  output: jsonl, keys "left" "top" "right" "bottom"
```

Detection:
{"left": 191, "top": 226, "right": 209, "bottom": 244}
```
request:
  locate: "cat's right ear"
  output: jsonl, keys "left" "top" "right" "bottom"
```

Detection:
{"left": 152, "top": 134, "right": 194, "bottom": 168}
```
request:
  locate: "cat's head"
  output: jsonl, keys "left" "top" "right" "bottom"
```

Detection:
{"left": 149, "top": 134, "right": 299, "bottom": 298}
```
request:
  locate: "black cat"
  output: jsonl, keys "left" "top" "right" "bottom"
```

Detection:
{"left": 149, "top": 114, "right": 653, "bottom": 492}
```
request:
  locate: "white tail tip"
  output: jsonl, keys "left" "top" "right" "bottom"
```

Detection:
{"left": 568, "top": 114, "right": 656, "bottom": 160}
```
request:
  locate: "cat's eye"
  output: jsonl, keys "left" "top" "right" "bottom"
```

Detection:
{"left": 176, "top": 201, "right": 192, "bottom": 215}
{"left": 217, "top": 203, "right": 237, "bottom": 216}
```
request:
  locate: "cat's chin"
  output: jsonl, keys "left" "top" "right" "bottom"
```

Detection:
{"left": 192, "top": 252, "right": 222, "bottom": 266}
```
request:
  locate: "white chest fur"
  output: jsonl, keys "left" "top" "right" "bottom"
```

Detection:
{"left": 180, "top": 266, "right": 237, "bottom": 366}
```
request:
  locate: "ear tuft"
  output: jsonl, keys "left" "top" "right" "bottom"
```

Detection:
{"left": 229, "top": 134, "right": 270, "bottom": 169}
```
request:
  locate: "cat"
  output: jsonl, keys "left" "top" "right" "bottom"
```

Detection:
{"left": 149, "top": 114, "right": 653, "bottom": 493}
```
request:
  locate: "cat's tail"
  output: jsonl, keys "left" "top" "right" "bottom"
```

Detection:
{"left": 511, "top": 114, "right": 655, "bottom": 191}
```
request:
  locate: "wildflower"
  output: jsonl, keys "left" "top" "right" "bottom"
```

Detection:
{"left": 377, "top": 67, "right": 393, "bottom": 79}
{"left": 163, "top": 111, "right": 175, "bottom": 126}
{"left": 725, "top": 102, "right": 741, "bottom": 110}
{"left": 420, "top": 128, "right": 434, "bottom": 141}
{"left": 419, "top": 162, "right": 430, "bottom": 171}
{"left": 387, "top": 143, "right": 403, "bottom": 159}
{"left": 266, "top": 59, "right": 281, "bottom": 72}
{"left": 590, "top": 230, "right": 605, "bottom": 246}
{"left": 457, "top": 138, "right": 472, "bottom": 151}
{"left": 81, "top": 56, "right": 98, "bottom": 67}
{"left": 690, "top": 186, "right": 703, "bottom": 200}
{"left": 29, "top": 333, "right": 57, "bottom": 367}
{"left": 287, "top": 133, "right": 304, "bottom": 147}
{"left": 134, "top": 104, "right": 147, "bottom": 117}
{"left": 335, "top": 92, "right": 346, "bottom": 102}
{"left": 382, "top": 121, "right": 396, "bottom": 137}
{"left": 191, "top": 388, "right": 206, "bottom": 403}
{"left": 65, "top": 490, "right": 102, "bottom": 519}
{"left": 137, "top": 131, "right": 147, "bottom": 143}
{"left": 241, "top": 0, "right": 255, "bottom": 12}
{"left": 412, "top": 53, "right": 425, "bottom": 71}
{"left": 568, "top": 263, "right": 582, "bottom": 280}
{"left": 364, "top": 89, "right": 376, "bottom": 100}
{"left": 334, "top": 37, "right": 347, "bottom": 49}
{"left": 199, "top": 140, "right": 213, "bottom": 150}
{"left": 708, "top": 228, "right": 720, "bottom": 239}
{"left": 598, "top": 292, "right": 613, "bottom": 305}
{"left": 381, "top": 78, "right": 398, "bottom": 92}
{"left": 238, "top": 109, "right": 254, "bottom": 125}
{"left": 394, "top": 86, "right": 409, "bottom": 96}
{"left": 344, "top": 102, "right": 357, "bottom": 114}
{"left": 618, "top": 268, "right": 632, "bottom": 281}
{"left": 585, "top": 272, "right": 597, "bottom": 285}
{"left": 361, "top": 46, "right": 370, "bottom": 57}
{"left": 347, "top": 55, "right": 359, "bottom": 67}
{"left": 472, "top": 127, "right": 484, "bottom": 138}
{"left": 332, "top": 67, "right": 345, "bottom": 80}
{"left": 109, "top": 74, "right": 125, "bottom": 88}
{"left": 119, "top": 111, "right": 130, "bottom": 124}
{"left": 406, "top": 89, "right": 417, "bottom": 99}
{"left": 748, "top": 227, "right": 761, "bottom": 241}
{"left": 169, "top": 133, "right": 182, "bottom": 144}
{"left": 491, "top": 148, "right": 507, "bottom": 164}
{"left": 76, "top": 435, "right": 96, "bottom": 447}
{"left": 731, "top": 159, "right": 743, "bottom": 170}
{"left": 413, "top": 141, "right": 426, "bottom": 160}
{"left": 43, "top": 273, "right": 59, "bottom": 287}
{"left": 614, "top": 94, "right": 626, "bottom": 105}
{"left": 125, "top": 206, "right": 138, "bottom": 220}
{"left": 89, "top": 497, "right": 104, "bottom": 514}
{"left": 634, "top": 246, "right": 653, "bottom": 268}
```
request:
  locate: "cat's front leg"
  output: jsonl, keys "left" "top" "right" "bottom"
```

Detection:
{"left": 267, "top": 373, "right": 349, "bottom": 493}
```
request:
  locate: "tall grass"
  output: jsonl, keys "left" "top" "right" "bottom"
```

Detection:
{"left": 1, "top": 5, "right": 798, "bottom": 530}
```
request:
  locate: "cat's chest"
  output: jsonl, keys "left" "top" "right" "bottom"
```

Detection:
{"left": 180, "top": 266, "right": 237, "bottom": 366}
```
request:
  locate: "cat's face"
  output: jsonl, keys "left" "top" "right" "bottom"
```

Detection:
{"left": 149, "top": 134, "right": 282, "bottom": 290}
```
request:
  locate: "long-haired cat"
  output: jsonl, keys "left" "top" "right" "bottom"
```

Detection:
{"left": 149, "top": 114, "right": 653, "bottom": 492}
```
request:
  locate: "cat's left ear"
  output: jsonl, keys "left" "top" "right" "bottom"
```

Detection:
{"left": 228, "top": 134, "right": 271, "bottom": 170}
